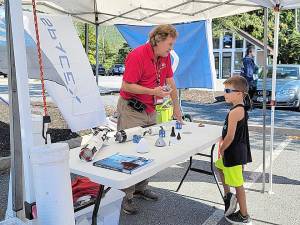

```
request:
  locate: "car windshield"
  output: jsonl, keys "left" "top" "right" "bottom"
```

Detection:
{"left": 267, "top": 66, "right": 299, "bottom": 79}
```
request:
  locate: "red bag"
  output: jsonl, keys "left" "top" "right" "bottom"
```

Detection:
{"left": 72, "top": 177, "right": 100, "bottom": 203}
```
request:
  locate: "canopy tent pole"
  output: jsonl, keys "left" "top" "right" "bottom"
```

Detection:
{"left": 269, "top": 4, "right": 280, "bottom": 194}
{"left": 262, "top": 7, "right": 268, "bottom": 193}
{"left": 296, "top": 9, "right": 298, "bottom": 32}
{"left": 84, "top": 23, "right": 89, "bottom": 54}
{"left": 5, "top": 0, "right": 35, "bottom": 215}
{"left": 101, "top": 26, "right": 106, "bottom": 64}
{"left": 178, "top": 89, "right": 182, "bottom": 109}
{"left": 5, "top": 0, "right": 24, "bottom": 215}
{"left": 95, "top": 23, "right": 99, "bottom": 85}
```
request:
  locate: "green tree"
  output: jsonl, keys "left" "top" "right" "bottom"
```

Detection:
{"left": 115, "top": 43, "right": 132, "bottom": 64}
{"left": 75, "top": 23, "right": 127, "bottom": 69}
{"left": 213, "top": 9, "right": 300, "bottom": 64}
{"left": 280, "top": 31, "right": 300, "bottom": 63}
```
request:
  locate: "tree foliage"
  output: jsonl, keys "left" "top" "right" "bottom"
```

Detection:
{"left": 75, "top": 23, "right": 128, "bottom": 69}
{"left": 115, "top": 43, "right": 132, "bottom": 64}
{"left": 213, "top": 9, "right": 300, "bottom": 64}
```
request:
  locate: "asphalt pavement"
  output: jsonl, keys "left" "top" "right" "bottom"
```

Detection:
{"left": 0, "top": 77, "right": 299, "bottom": 224}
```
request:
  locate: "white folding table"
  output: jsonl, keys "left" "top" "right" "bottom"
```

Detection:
{"left": 69, "top": 122, "right": 222, "bottom": 225}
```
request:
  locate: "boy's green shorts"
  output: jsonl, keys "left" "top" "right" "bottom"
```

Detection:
{"left": 215, "top": 158, "right": 244, "bottom": 187}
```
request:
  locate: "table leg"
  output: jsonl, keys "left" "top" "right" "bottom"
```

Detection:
{"left": 176, "top": 156, "right": 192, "bottom": 192}
{"left": 92, "top": 184, "right": 105, "bottom": 225}
{"left": 210, "top": 144, "right": 224, "bottom": 201}
{"left": 176, "top": 144, "right": 224, "bottom": 201}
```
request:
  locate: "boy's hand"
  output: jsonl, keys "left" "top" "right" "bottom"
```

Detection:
{"left": 220, "top": 148, "right": 225, "bottom": 157}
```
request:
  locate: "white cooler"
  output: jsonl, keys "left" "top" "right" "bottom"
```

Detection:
{"left": 75, "top": 189, "right": 124, "bottom": 225}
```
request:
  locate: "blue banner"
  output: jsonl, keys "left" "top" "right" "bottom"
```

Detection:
{"left": 116, "top": 21, "right": 214, "bottom": 89}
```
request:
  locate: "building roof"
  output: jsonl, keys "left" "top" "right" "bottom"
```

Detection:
{"left": 233, "top": 27, "right": 274, "bottom": 55}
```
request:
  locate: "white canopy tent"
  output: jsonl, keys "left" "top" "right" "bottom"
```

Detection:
{"left": 20, "top": 0, "right": 261, "bottom": 25}
{"left": 4, "top": 0, "right": 300, "bottom": 220}
{"left": 19, "top": 0, "right": 261, "bottom": 84}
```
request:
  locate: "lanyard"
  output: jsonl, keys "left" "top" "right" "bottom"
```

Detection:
{"left": 154, "top": 58, "right": 162, "bottom": 86}
{"left": 153, "top": 58, "right": 167, "bottom": 105}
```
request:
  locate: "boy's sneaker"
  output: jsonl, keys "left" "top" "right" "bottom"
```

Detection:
{"left": 225, "top": 210, "right": 252, "bottom": 225}
{"left": 224, "top": 192, "right": 237, "bottom": 216}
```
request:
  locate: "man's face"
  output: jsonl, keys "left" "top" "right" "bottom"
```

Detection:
{"left": 156, "top": 36, "right": 176, "bottom": 57}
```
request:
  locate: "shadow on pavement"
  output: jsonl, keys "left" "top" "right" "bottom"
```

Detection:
{"left": 120, "top": 186, "right": 217, "bottom": 225}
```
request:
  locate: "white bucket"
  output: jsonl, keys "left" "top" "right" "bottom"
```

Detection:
{"left": 6, "top": 114, "right": 51, "bottom": 220}
{"left": 30, "top": 143, "right": 75, "bottom": 225}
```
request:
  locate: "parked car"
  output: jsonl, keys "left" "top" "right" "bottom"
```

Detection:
{"left": 91, "top": 64, "right": 106, "bottom": 76}
{"left": 0, "top": 71, "right": 7, "bottom": 78}
{"left": 107, "top": 64, "right": 125, "bottom": 76}
{"left": 252, "top": 64, "right": 300, "bottom": 111}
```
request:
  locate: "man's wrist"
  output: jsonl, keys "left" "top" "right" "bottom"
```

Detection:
{"left": 147, "top": 88, "right": 155, "bottom": 95}
{"left": 172, "top": 100, "right": 180, "bottom": 107}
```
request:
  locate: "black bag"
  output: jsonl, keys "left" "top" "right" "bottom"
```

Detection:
{"left": 127, "top": 98, "right": 146, "bottom": 112}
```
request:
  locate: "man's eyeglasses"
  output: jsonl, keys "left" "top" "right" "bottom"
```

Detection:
{"left": 224, "top": 88, "right": 241, "bottom": 94}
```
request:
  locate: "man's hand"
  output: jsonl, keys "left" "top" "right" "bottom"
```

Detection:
{"left": 153, "top": 86, "right": 172, "bottom": 98}
{"left": 173, "top": 104, "right": 184, "bottom": 123}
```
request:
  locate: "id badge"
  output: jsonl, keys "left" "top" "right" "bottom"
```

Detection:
{"left": 153, "top": 85, "right": 171, "bottom": 105}
{"left": 153, "top": 96, "right": 164, "bottom": 105}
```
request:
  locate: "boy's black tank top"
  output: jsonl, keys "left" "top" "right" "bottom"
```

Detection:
{"left": 222, "top": 104, "right": 252, "bottom": 167}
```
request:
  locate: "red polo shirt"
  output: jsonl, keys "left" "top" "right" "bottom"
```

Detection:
{"left": 120, "top": 43, "right": 173, "bottom": 113}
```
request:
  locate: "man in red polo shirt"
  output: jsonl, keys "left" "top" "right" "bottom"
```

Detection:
{"left": 117, "top": 24, "right": 183, "bottom": 215}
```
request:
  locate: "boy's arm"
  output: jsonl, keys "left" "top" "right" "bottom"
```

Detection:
{"left": 220, "top": 107, "right": 244, "bottom": 156}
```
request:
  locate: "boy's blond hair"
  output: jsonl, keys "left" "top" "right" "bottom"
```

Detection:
{"left": 223, "top": 76, "right": 249, "bottom": 94}
{"left": 149, "top": 24, "right": 178, "bottom": 47}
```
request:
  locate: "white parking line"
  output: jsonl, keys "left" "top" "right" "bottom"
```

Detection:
{"left": 245, "top": 139, "right": 291, "bottom": 190}
{"left": 202, "top": 138, "right": 291, "bottom": 225}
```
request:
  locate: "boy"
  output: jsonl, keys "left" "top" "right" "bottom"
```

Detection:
{"left": 215, "top": 76, "right": 252, "bottom": 225}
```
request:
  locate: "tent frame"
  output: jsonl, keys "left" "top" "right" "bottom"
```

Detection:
{"left": 21, "top": 0, "right": 261, "bottom": 25}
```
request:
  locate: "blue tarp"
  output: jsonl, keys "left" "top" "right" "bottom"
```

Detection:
{"left": 116, "top": 21, "right": 214, "bottom": 89}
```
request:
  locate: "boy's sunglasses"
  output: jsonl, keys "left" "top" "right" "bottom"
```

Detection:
{"left": 224, "top": 88, "right": 241, "bottom": 94}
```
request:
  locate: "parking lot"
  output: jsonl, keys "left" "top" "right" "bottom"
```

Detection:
{"left": 0, "top": 77, "right": 299, "bottom": 224}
